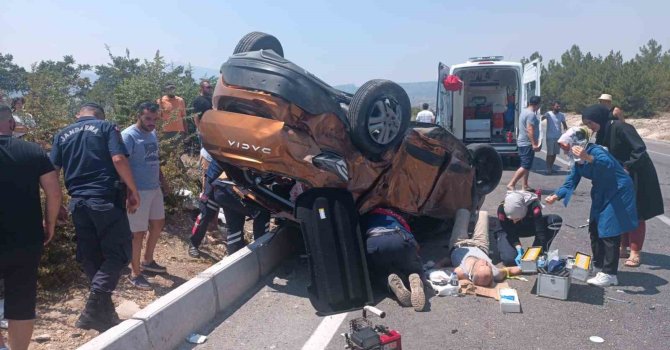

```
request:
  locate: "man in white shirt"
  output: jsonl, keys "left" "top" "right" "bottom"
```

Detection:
{"left": 415, "top": 103, "right": 435, "bottom": 123}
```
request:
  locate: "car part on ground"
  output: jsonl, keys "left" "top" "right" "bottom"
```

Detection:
{"left": 295, "top": 188, "right": 373, "bottom": 313}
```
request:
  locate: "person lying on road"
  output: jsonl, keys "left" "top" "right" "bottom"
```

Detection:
{"left": 440, "top": 211, "right": 522, "bottom": 287}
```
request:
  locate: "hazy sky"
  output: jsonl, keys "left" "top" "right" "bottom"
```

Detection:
{"left": 1, "top": 0, "right": 668, "bottom": 85}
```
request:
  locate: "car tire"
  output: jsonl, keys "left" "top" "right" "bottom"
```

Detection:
{"left": 468, "top": 143, "right": 503, "bottom": 195}
{"left": 348, "top": 80, "right": 411, "bottom": 159}
{"left": 233, "top": 32, "right": 284, "bottom": 57}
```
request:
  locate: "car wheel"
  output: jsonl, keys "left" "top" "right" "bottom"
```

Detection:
{"left": 467, "top": 144, "right": 503, "bottom": 195}
{"left": 348, "top": 80, "right": 411, "bottom": 159}
{"left": 233, "top": 32, "right": 284, "bottom": 57}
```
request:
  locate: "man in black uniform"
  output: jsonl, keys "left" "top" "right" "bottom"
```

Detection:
{"left": 496, "top": 191, "right": 562, "bottom": 267}
{"left": 50, "top": 102, "right": 140, "bottom": 332}
{"left": 1, "top": 105, "right": 61, "bottom": 350}
{"left": 188, "top": 159, "right": 270, "bottom": 257}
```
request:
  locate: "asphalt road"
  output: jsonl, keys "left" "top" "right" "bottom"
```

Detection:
{"left": 180, "top": 139, "right": 670, "bottom": 350}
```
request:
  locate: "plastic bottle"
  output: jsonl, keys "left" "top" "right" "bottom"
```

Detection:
{"left": 537, "top": 255, "right": 547, "bottom": 268}
{"left": 449, "top": 272, "right": 459, "bottom": 286}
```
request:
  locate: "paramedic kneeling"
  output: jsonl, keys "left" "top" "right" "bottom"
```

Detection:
{"left": 363, "top": 209, "right": 425, "bottom": 312}
{"left": 496, "top": 191, "right": 562, "bottom": 267}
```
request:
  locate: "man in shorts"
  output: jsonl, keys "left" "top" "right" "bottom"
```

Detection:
{"left": 542, "top": 101, "right": 568, "bottom": 174}
{"left": 122, "top": 102, "right": 168, "bottom": 289}
{"left": 1, "top": 105, "right": 61, "bottom": 350}
{"left": 507, "top": 96, "right": 541, "bottom": 191}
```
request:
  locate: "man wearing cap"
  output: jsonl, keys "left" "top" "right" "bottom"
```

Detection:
{"left": 507, "top": 96, "right": 541, "bottom": 191}
{"left": 157, "top": 83, "right": 187, "bottom": 142}
{"left": 495, "top": 191, "right": 563, "bottom": 267}
{"left": 598, "top": 94, "right": 623, "bottom": 121}
{"left": 50, "top": 102, "right": 140, "bottom": 332}
{"left": 1, "top": 105, "right": 61, "bottom": 350}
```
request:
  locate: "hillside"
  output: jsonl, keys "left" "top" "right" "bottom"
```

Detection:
{"left": 334, "top": 81, "right": 435, "bottom": 108}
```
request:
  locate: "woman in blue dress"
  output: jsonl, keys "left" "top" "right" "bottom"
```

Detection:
{"left": 545, "top": 126, "right": 638, "bottom": 287}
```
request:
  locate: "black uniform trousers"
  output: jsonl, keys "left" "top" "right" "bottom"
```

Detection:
{"left": 190, "top": 184, "right": 270, "bottom": 253}
{"left": 366, "top": 230, "right": 423, "bottom": 287}
{"left": 70, "top": 197, "right": 132, "bottom": 294}
{"left": 589, "top": 220, "right": 621, "bottom": 275}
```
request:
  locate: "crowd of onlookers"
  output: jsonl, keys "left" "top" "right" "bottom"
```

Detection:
{"left": 0, "top": 81, "right": 231, "bottom": 349}
{"left": 0, "top": 88, "right": 664, "bottom": 349}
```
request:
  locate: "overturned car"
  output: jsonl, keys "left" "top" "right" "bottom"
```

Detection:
{"left": 199, "top": 32, "right": 503, "bottom": 312}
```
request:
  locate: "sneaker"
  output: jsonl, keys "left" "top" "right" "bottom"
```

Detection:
{"left": 188, "top": 244, "right": 201, "bottom": 258}
{"left": 587, "top": 272, "right": 618, "bottom": 287}
{"left": 387, "top": 274, "right": 411, "bottom": 307}
{"left": 128, "top": 275, "right": 152, "bottom": 290}
{"left": 408, "top": 273, "right": 426, "bottom": 312}
{"left": 141, "top": 260, "right": 167, "bottom": 274}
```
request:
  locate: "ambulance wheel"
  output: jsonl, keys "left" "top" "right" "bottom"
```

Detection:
{"left": 468, "top": 144, "right": 503, "bottom": 196}
{"left": 348, "top": 80, "right": 411, "bottom": 160}
{"left": 233, "top": 32, "right": 284, "bottom": 57}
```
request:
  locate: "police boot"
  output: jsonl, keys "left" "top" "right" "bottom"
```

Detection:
{"left": 102, "top": 293, "right": 121, "bottom": 327}
{"left": 75, "top": 291, "right": 113, "bottom": 332}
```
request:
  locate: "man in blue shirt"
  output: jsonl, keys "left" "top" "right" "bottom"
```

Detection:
{"left": 507, "top": 96, "right": 541, "bottom": 191}
{"left": 122, "top": 102, "right": 168, "bottom": 290}
{"left": 50, "top": 102, "right": 140, "bottom": 332}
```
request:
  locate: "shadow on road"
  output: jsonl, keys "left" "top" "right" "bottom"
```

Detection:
{"left": 616, "top": 270, "right": 668, "bottom": 295}
{"left": 642, "top": 251, "right": 670, "bottom": 271}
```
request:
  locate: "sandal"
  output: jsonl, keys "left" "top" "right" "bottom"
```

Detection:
{"left": 619, "top": 249, "right": 630, "bottom": 259}
{"left": 624, "top": 256, "right": 640, "bottom": 267}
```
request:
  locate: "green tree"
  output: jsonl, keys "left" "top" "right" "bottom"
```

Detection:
{"left": 0, "top": 53, "right": 28, "bottom": 97}
{"left": 23, "top": 56, "right": 91, "bottom": 145}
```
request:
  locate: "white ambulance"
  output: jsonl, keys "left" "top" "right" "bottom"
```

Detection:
{"left": 435, "top": 56, "right": 541, "bottom": 165}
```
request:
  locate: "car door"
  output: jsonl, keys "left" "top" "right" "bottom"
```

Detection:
{"left": 521, "top": 58, "right": 541, "bottom": 107}
{"left": 435, "top": 62, "right": 452, "bottom": 131}
{"left": 522, "top": 58, "right": 542, "bottom": 145}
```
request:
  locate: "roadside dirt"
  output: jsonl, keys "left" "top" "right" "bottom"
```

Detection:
{"left": 5, "top": 211, "right": 252, "bottom": 350}
{"left": 565, "top": 112, "right": 670, "bottom": 141}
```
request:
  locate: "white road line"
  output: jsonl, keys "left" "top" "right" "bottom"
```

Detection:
{"left": 656, "top": 215, "right": 670, "bottom": 227}
{"left": 539, "top": 150, "right": 570, "bottom": 166}
{"left": 647, "top": 150, "right": 670, "bottom": 158}
{"left": 301, "top": 312, "right": 348, "bottom": 350}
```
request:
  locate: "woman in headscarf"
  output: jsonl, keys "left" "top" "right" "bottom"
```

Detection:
{"left": 581, "top": 104, "right": 664, "bottom": 267}
{"left": 496, "top": 190, "right": 563, "bottom": 267}
{"left": 546, "top": 126, "right": 637, "bottom": 287}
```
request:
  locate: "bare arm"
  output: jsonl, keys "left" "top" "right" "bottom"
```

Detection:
{"left": 527, "top": 123, "right": 538, "bottom": 148}
{"left": 112, "top": 154, "right": 140, "bottom": 213}
{"left": 40, "top": 170, "right": 62, "bottom": 245}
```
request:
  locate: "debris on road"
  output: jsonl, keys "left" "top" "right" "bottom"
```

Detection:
{"left": 186, "top": 333, "right": 208, "bottom": 344}
{"left": 605, "top": 296, "right": 630, "bottom": 304}
{"left": 589, "top": 336, "right": 605, "bottom": 343}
